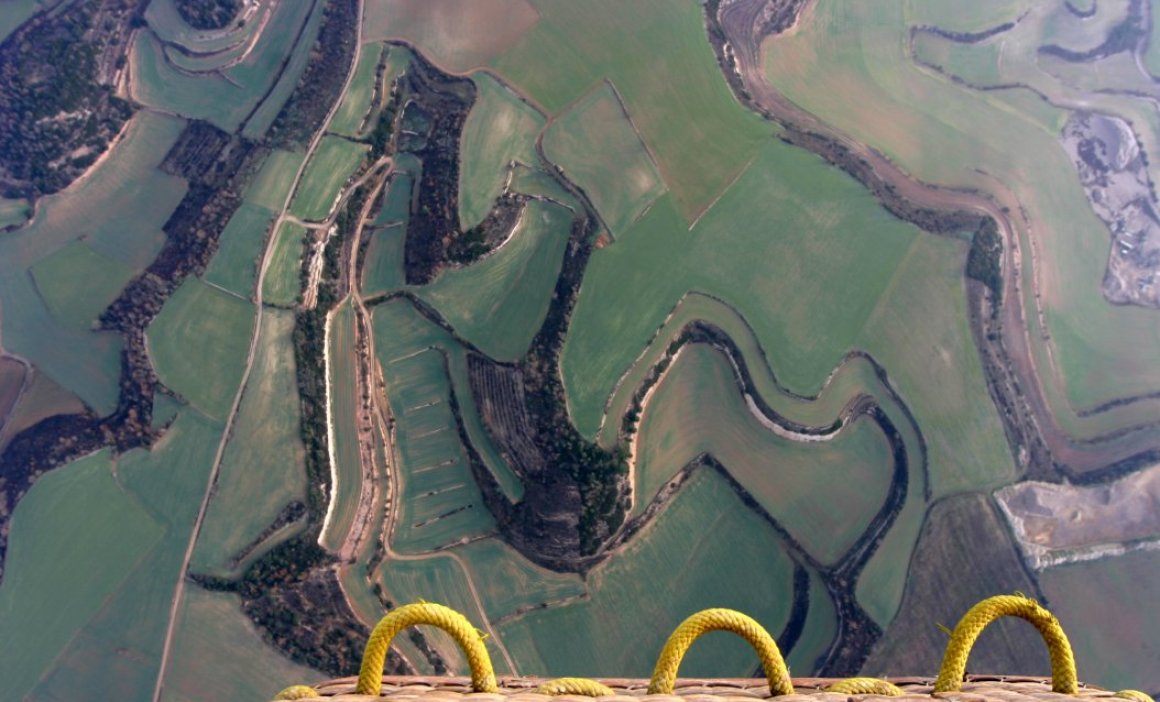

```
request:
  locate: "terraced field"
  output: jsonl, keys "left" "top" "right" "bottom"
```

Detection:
{"left": 262, "top": 222, "right": 309, "bottom": 306}
{"left": 291, "top": 136, "right": 369, "bottom": 221}
{"left": 203, "top": 203, "right": 275, "bottom": 298}
{"left": 30, "top": 241, "right": 135, "bottom": 331}
{"left": 322, "top": 301, "right": 363, "bottom": 553}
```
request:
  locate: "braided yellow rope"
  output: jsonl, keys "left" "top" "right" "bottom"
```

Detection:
{"left": 934, "top": 594, "right": 1077, "bottom": 694}
{"left": 534, "top": 678, "right": 616, "bottom": 696}
{"left": 825, "top": 678, "right": 903, "bottom": 696}
{"left": 272, "top": 684, "right": 319, "bottom": 700}
{"left": 647, "top": 608, "right": 793, "bottom": 696}
{"left": 1116, "top": 691, "right": 1157, "bottom": 702}
{"left": 357, "top": 602, "right": 497, "bottom": 695}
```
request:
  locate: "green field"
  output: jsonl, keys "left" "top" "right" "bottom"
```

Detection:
{"left": 635, "top": 344, "right": 893, "bottom": 565}
{"left": 147, "top": 278, "right": 254, "bottom": 421}
{"left": 30, "top": 241, "right": 135, "bottom": 331}
{"left": 764, "top": 0, "right": 1160, "bottom": 429}
{"left": 192, "top": 310, "right": 307, "bottom": 574}
{"left": 421, "top": 199, "right": 571, "bottom": 361}
{"left": 563, "top": 138, "right": 919, "bottom": 438}
{"left": 204, "top": 203, "right": 275, "bottom": 298}
{"left": 0, "top": 197, "right": 30, "bottom": 229}
{"left": 0, "top": 0, "right": 42, "bottom": 43}
{"left": 492, "top": 0, "right": 771, "bottom": 221}
{"left": 458, "top": 73, "right": 544, "bottom": 229}
{"left": 330, "top": 42, "right": 387, "bottom": 138}
{"left": 262, "top": 221, "right": 308, "bottom": 306}
{"left": 361, "top": 224, "right": 406, "bottom": 296}
{"left": 377, "top": 348, "right": 497, "bottom": 553}
{"left": 290, "top": 136, "right": 369, "bottom": 221}
{"left": 163, "top": 587, "right": 321, "bottom": 702}
{"left": 1040, "top": 548, "right": 1160, "bottom": 694}
{"left": 245, "top": 150, "right": 308, "bottom": 212}
{"left": 322, "top": 301, "right": 363, "bottom": 552}
{"left": 543, "top": 82, "right": 666, "bottom": 236}
{"left": 0, "top": 450, "right": 163, "bottom": 701}
{"left": 0, "top": 111, "right": 186, "bottom": 414}
{"left": 497, "top": 469, "right": 800, "bottom": 677}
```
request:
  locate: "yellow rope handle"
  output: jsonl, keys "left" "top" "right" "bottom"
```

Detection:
{"left": 934, "top": 594, "right": 1077, "bottom": 694}
{"left": 357, "top": 602, "right": 497, "bottom": 695}
{"left": 825, "top": 678, "right": 903, "bottom": 696}
{"left": 1116, "top": 691, "right": 1156, "bottom": 702}
{"left": 534, "top": 678, "right": 616, "bottom": 696}
{"left": 273, "top": 685, "right": 320, "bottom": 700}
{"left": 647, "top": 608, "right": 793, "bottom": 696}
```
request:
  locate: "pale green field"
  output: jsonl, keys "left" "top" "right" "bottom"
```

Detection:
{"left": 421, "top": 199, "right": 571, "bottom": 361}
{"left": 290, "top": 136, "right": 369, "bottom": 221}
{"left": 492, "top": 0, "right": 771, "bottom": 222}
{"left": 370, "top": 298, "right": 523, "bottom": 499}
{"left": 378, "top": 349, "right": 497, "bottom": 553}
{"left": 245, "top": 149, "right": 308, "bottom": 212}
{"left": 29, "top": 241, "right": 135, "bottom": 331}
{"left": 0, "top": 196, "right": 30, "bottom": 229}
{"left": 322, "top": 301, "right": 363, "bottom": 552}
{"left": 636, "top": 344, "right": 892, "bottom": 566}
{"left": 0, "top": 370, "right": 86, "bottom": 450}
{"left": 1149, "top": 0, "right": 1160, "bottom": 75}
{"left": 204, "top": 203, "right": 275, "bottom": 298}
{"left": 508, "top": 163, "right": 581, "bottom": 210}
{"left": 543, "top": 82, "right": 666, "bottom": 236}
{"left": 563, "top": 139, "right": 919, "bottom": 438}
{"left": 147, "top": 278, "right": 254, "bottom": 421}
{"left": 856, "top": 234, "right": 1015, "bottom": 495}
{"left": 459, "top": 73, "right": 544, "bottom": 229}
{"left": 262, "top": 221, "right": 308, "bottom": 306}
{"left": 0, "top": 450, "right": 163, "bottom": 701}
{"left": 330, "top": 42, "right": 387, "bottom": 138}
{"left": 764, "top": 0, "right": 1160, "bottom": 427}
{"left": 192, "top": 310, "right": 307, "bottom": 574}
{"left": 498, "top": 469, "right": 800, "bottom": 677}
{"left": 0, "top": 111, "right": 186, "bottom": 414}
{"left": 162, "top": 587, "right": 321, "bottom": 702}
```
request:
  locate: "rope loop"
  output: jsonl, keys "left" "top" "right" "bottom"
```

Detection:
{"left": 934, "top": 594, "right": 1077, "bottom": 694}
{"left": 647, "top": 608, "right": 792, "bottom": 696}
{"left": 357, "top": 602, "right": 497, "bottom": 695}
{"left": 535, "top": 678, "right": 616, "bottom": 696}
{"left": 273, "top": 685, "right": 320, "bottom": 700}
{"left": 1116, "top": 691, "right": 1157, "bottom": 702}
{"left": 825, "top": 678, "right": 903, "bottom": 696}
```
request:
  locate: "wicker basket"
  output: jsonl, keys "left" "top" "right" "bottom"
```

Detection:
{"left": 269, "top": 597, "right": 1155, "bottom": 702}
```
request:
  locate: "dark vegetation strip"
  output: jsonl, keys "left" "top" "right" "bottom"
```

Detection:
{"left": 266, "top": 0, "right": 359, "bottom": 149}
{"left": 0, "top": 0, "right": 137, "bottom": 199}
{"left": 172, "top": 0, "right": 241, "bottom": 31}
{"left": 913, "top": 21, "right": 1016, "bottom": 45}
{"left": 1065, "top": 0, "right": 1099, "bottom": 20}
{"left": 1040, "top": 0, "right": 1147, "bottom": 62}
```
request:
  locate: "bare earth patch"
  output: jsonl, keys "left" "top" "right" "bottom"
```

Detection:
{"left": 996, "top": 462, "right": 1160, "bottom": 569}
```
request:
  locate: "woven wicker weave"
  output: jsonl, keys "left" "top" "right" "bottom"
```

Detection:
{"left": 282, "top": 675, "right": 1120, "bottom": 701}
{"left": 268, "top": 598, "right": 1156, "bottom": 702}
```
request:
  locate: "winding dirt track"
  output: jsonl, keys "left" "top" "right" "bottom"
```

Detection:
{"left": 712, "top": 0, "right": 1160, "bottom": 479}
